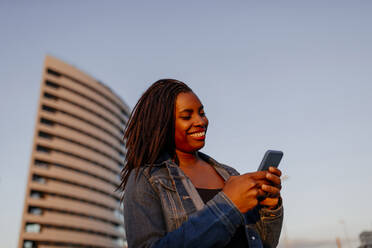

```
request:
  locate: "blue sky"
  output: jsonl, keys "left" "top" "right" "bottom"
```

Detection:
{"left": 1, "top": 1, "right": 371, "bottom": 247}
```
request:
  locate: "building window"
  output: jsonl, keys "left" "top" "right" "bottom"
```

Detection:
{"left": 47, "top": 68, "right": 61, "bottom": 77}
{"left": 25, "top": 223, "right": 41, "bottom": 233}
{"left": 23, "top": 241, "right": 36, "bottom": 248}
{"left": 32, "top": 175, "right": 46, "bottom": 184}
{"left": 40, "top": 118, "right": 54, "bottom": 126}
{"left": 116, "top": 225, "right": 125, "bottom": 234}
{"left": 38, "top": 131, "right": 52, "bottom": 140}
{"left": 30, "top": 191, "right": 43, "bottom": 199}
{"left": 34, "top": 160, "right": 49, "bottom": 168}
{"left": 28, "top": 207, "right": 43, "bottom": 215}
{"left": 114, "top": 209, "right": 124, "bottom": 220}
{"left": 116, "top": 238, "right": 125, "bottom": 247}
{"left": 36, "top": 145, "right": 51, "bottom": 154}
{"left": 45, "top": 80, "right": 60, "bottom": 89}
{"left": 44, "top": 92, "right": 58, "bottom": 100}
{"left": 118, "top": 162, "right": 124, "bottom": 170}
{"left": 42, "top": 105, "right": 56, "bottom": 113}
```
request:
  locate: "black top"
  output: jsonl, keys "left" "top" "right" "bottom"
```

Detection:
{"left": 196, "top": 188, "right": 249, "bottom": 248}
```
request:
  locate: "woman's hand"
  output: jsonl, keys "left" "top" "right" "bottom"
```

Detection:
{"left": 222, "top": 172, "right": 268, "bottom": 213}
{"left": 259, "top": 167, "right": 282, "bottom": 209}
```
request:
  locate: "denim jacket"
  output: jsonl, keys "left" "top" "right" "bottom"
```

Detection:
{"left": 123, "top": 152, "right": 283, "bottom": 248}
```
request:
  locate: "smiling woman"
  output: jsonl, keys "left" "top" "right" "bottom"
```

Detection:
{"left": 119, "top": 79, "right": 283, "bottom": 248}
{"left": 174, "top": 92, "right": 209, "bottom": 153}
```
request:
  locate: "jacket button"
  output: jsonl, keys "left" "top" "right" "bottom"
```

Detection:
{"left": 251, "top": 236, "right": 256, "bottom": 240}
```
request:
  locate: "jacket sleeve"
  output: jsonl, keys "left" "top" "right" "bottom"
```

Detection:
{"left": 221, "top": 162, "right": 283, "bottom": 248}
{"left": 123, "top": 170, "right": 244, "bottom": 248}
{"left": 220, "top": 163, "right": 283, "bottom": 247}
{"left": 255, "top": 199, "right": 284, "bottom": 248}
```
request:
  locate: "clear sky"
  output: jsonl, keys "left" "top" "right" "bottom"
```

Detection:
{"left": 1, "top": 1, "right": 371, "bottom": 247}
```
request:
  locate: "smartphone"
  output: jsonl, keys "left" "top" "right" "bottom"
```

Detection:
{"left": 257, "top": 150, "right": 283, "bottom": 171}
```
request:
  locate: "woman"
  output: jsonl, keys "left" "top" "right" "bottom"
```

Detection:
{"left": 120, "top": 79, "right": 283, "bottom": 248}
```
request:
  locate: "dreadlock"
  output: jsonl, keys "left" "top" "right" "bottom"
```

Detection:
{"left": 118, "top": 79, "right": 192, "bottom": 195}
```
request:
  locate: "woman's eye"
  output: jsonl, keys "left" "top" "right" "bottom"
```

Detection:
{"left": 180, "top": 116, "right": 191, "bottom": 120}
{"left": 200, "top": 112, "right": 206, "bottom": 117}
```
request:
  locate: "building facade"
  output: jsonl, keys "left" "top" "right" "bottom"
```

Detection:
{"left": 18, "top": 56, "right": 130, "bottom": 248}
{"left": 360, "top": 231, "right": 372, "bottom": 248}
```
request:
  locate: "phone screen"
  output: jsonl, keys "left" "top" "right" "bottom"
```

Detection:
{"left": 257, "top": 150, "right": 283, "bottom": 171}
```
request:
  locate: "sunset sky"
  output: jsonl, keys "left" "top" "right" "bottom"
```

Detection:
{"left": 1, "top": 1, "right": 371, "bottom": 247}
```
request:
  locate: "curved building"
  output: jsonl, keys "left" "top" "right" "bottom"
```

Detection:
{"left": 18, "top": 56, "right": 130, "bottom": 248}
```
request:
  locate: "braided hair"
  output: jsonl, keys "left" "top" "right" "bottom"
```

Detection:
{"left": 119, "top": 79, "right": 192, "bottom": 194}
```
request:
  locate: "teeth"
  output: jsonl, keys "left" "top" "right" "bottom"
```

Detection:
{"left": 190, "top": 131, "right": 205, "bottom": 137}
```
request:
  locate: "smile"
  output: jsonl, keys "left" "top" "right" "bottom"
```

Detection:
{"left": 189, "top": 131, "right": 206, "bottom": 137}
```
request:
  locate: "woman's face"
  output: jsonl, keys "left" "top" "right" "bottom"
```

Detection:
{"left": 174, "top": 91, "right": 209, "bottom": 153}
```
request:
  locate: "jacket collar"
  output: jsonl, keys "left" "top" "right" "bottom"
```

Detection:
{"left": 151, "top": 151, "right": 220, "bottom": 168}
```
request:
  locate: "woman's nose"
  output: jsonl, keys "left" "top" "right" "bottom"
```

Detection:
{"left": 194, "top": 115, "right": 207, "bottom": 127}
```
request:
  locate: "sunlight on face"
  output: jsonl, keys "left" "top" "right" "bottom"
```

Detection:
{"left": 174, "top": 92, "right": 209, "bottom": 153}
